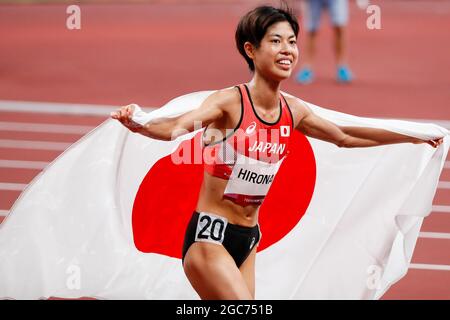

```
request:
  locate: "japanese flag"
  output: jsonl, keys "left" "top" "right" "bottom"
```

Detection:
{"left": 0, "top": 90, "right": 448, "bottom": 299}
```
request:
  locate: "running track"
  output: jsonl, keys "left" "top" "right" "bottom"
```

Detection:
{"left": 0, "top": 0, "right": 449, "bottom": 299}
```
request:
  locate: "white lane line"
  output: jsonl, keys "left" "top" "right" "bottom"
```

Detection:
{"left": 419, "top": 232, "right": 450, "bottom": 239}
{"left": 0, "top": 101, "right": 116, "bottom": 116}
{"left": 0, "top": 160, "right": 48, "bottom": 169}
{"left": 0, "top": 210, "right": 8, "bottom": 216}
{"left": 432, "top": 205, "right": 450, "bottom": 213}
{"left": 409, "top": 263, "right": 450, "bottom": 271}
{"left": 0, "top": 182, "right": 26, "bottom": 191}
{"left": 0, "top": 100, "right": 155, "bottom": 116}
{"left": 0, "top": 139, "right": 70, "bottom": 151}
{"left": 445, "top": 161, "right": 450, "bottom": 169}
{"left": 438, "top": 181, "right": 450, "bottom": 189}
{"left": 0, "top": 122, "right": 93, "bottom": 134}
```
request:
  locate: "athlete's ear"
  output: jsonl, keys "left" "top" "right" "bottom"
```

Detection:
{"left": 244, "top": 41, "right": 256, "bottom": 60}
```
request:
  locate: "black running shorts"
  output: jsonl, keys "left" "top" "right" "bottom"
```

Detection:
{"left": 182, "top": 211, "right": 261, "bottom": 268}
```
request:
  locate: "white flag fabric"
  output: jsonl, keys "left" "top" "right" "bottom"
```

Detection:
{"left": 0, "top": 90, "right": 448, "bottom": 300}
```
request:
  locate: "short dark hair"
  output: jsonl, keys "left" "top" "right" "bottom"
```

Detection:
{"left": 235, "top": 5, "right": 299, "bottom": 72}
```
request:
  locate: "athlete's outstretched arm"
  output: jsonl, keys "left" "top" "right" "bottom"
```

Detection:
{"left": 291, "top": 99, "right": 443, "bottom": 148}
{"left": 111, "top": 90, "right": 230, "bottom": 141}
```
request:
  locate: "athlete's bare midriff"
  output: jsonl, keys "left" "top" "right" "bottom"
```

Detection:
{"left": 195, "top": 172, "right": 260, "bottom": 227}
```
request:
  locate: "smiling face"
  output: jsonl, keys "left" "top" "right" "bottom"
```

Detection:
{"left": 245, "top": 21, "right": 299, "bottom": 81}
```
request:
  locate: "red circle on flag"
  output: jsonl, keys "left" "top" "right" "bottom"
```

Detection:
{"left": 132, "top": 130, "right": 316, "bottom": 258}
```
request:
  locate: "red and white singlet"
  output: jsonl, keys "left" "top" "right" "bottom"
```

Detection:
{"left": 202, "top": 84, "right": 294, "bottom": 206}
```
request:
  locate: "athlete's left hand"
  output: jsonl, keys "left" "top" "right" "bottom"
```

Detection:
{"left": 413, "top": 137, "right": 444, "bottom": 148}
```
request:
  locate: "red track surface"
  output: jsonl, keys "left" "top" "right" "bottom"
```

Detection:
{"left": 0, "top": 0, "right": 449, "bottom": 299}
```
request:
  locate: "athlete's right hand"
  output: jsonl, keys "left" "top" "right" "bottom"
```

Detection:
{"left": 110, "top": 104, "right": 143, "bottom": 133}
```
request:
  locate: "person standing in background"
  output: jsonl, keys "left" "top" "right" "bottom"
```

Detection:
{"left": 296, "top": 0, "right": 354, "bottom": 84}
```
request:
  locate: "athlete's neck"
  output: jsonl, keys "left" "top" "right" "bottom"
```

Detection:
{"left": 247, "top": 75, "right": 281, "bottom": 111}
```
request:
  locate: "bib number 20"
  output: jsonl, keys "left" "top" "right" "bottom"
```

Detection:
{"left": 195, "top": 213, "right": 227, "bottom": 244}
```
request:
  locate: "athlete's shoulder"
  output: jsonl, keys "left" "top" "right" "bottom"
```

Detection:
{"left": 283, "top": 94, "right": 309, "bottom": 111}
{"left": 203, "top": 86, "right": 241, "bottom": 112}
{"left": 282, "top": 94, "right": 312, "bottom": 127}
{"left": 210, "top": 86, "right": 241, "bottom": 104}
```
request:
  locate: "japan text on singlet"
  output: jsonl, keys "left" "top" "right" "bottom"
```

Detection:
{"left": 202, "top": 84, "right": 294, "bottom": 206}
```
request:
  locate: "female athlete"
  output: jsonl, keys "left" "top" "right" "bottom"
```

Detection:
{"left": 111, "top": 6, "right": 443, "bottom": 300}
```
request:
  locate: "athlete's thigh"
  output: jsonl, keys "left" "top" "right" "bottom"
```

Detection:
{"left": 183, "top": 241, "right": 253, "bottom": 300}
{"left": 239, "top": 246, "right": 257, "bottom": 299}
